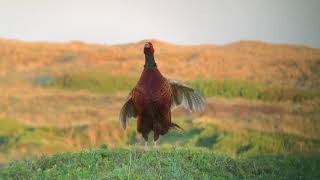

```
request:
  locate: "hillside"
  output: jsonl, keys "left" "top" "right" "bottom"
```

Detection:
{"left": 1, "top": 38, "right": 320, "bottom": 89}
{"left": 0, "top": 38, "right": 320, "bottom": 177}
{"left": 1, "top": 148, "right": 320, "bottom": 179}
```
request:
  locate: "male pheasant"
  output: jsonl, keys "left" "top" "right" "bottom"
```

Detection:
{"left": 119, "top": 42, "right": 205, "bottom": 148}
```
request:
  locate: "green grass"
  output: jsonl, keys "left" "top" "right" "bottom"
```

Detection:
{"left": 46, "top": 73, "right": 138, "bottom": 94}
{"left": 0, "top": 118, "right": 70, "bottom": 159}
{"left": 186, "top": 126, "right": 320, "bottom": 156}
{"left": 1, "top": 117, "right": 320, "bottom": 164}
{"left": 187, "top": 79, "right": 320, "bottom": 102}
{"left": 149, "top": 120, "right": 320, "bottom": 157}
{"left": 43, "top": 73, "right": 320, "bottom": 102}
{"left": 1, "top": 148, "right": 319, "bottom": 179}
{"left": 1, "top": 118, "right": 320, "bottom": 178}
{"left": 0, "top": 117, "right": 25, "bottom": 136}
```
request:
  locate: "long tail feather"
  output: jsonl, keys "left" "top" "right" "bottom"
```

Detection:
{"left": 171, "top": 123, "right": 184, "bottom": 131}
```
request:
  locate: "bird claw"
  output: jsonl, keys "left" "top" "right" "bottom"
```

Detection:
{"left": 144, "top": 141, "right": 148, "bottom": 150}
{"left": 153, "top": 138, "right": 160, "bottom": 148}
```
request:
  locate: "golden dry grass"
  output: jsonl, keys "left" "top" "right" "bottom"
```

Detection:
{"left": 1, "top": 38, "right": 320, "bottom": 88}
{"left": 0, "top": 38, "right": 319, "bottom": 164}
{"left": 0, "top": 38, "right": 319, "bottom": 136}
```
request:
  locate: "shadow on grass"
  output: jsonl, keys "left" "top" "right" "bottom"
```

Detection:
{"left": 236, "top": 144, "right": 255, "bottom": 155}
{"left": 128, "top": 127, "right": 205, "bottom": 146}
{"left": 195, "top": 134, "right": 219, "bottom": 149}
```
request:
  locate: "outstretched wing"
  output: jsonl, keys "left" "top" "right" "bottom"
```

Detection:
{"left": 119, "top": 94, "right": 137, "bottom": 129}
{"left": 170, "top": 80, "right": 205, "bottom": 112}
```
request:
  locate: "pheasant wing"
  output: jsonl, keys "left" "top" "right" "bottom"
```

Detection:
{"left": 119, "top": 93, "right": 137, "bottom": 129}
{"left": 170, "top": 80, "right": 205, "bottom": 112}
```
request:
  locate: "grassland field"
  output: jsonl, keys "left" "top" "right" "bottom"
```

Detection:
{"left": 0, "top": 38, "right": 320, "bottom": 178}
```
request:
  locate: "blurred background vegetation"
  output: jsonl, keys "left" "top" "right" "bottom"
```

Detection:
{"left": 0, "top": 38, "right": 320, "bottom": 168}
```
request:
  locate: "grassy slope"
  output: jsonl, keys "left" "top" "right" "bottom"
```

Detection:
{"left": 44, "top": 73, "right": 320, "bottom": 102}
{"left": 1, "top": 38, "right": 320, "bottom": 89}
{"left": 1, "top": 38, "right": 320, "bottom": 178}
{"left": 1, "top": 117, "right": 320, "bottom": 164}
{"left": 1, "top": 148, "right": 320, "bottom": 179}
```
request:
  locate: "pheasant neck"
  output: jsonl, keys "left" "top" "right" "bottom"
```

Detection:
{"left": 144, "top": 54, "right": 157, "bottom": 68}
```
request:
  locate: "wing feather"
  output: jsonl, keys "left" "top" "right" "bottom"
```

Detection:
{"left": 170, "top": 80, "right": 205, "bottom": 112}
{"left": 119, "top": 94, "right": 137, "bottom": 129}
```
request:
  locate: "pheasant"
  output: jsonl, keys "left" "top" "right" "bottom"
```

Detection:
{"left": 119, "top": 42, "right": 205, "bottom": 148}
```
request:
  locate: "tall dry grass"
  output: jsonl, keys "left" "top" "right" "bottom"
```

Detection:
{"left": 1, "top": 38, "right": 320, "bottom": 89}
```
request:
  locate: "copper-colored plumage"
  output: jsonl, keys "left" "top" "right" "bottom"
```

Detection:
{"left": 119, "top": 42, "right": 205, "bottom": 146}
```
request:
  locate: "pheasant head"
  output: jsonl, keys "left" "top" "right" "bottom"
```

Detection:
{"left": 144, "top": 42, "right": 156, "bottom": 68}
{"left": 144, "top": 42, "right": 154, "bottom": 55}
